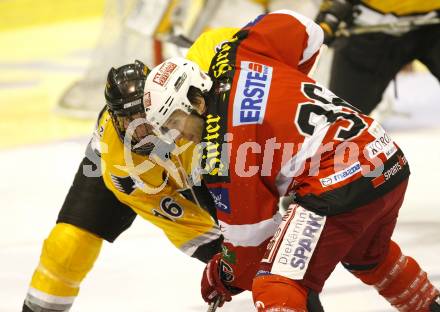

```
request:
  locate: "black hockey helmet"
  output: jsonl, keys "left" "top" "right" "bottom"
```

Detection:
{"left": 105, "top": 60, "right": 156, "bottom": 155}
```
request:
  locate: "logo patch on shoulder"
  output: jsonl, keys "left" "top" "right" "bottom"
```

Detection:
{"left": 209, "top": 188, "right": 231, "bottom": 213}
{"left": 232, "top": 61, "right": 272, "bottom": 126}
{"left": 110, "top": 174, "right": 136, "bottom": 195}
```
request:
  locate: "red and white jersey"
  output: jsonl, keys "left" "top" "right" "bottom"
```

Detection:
{"left": 200, "top": 10, "right": 410, "bottom": 290}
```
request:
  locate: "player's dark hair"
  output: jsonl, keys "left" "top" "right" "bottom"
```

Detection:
{"left": 187, "top": 86, "right": 203, "bottom": 106}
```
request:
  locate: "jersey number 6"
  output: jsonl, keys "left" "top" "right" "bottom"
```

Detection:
{"left": 153, "top": 197, "right": 184, "bottom": 221}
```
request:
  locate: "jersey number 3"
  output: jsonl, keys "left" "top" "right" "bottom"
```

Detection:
{"left": 295, "top": 83, "right": 367, "bottom": 140}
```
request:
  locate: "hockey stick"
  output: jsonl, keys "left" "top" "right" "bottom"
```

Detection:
{"left": 206, "top": 297, "right": 221, "bottom": 312}
{"left": 167, "top": 33, "right": 194, "bottom": 48}
{"left": 336, "top": 17, "right": 440, "bottom": 36}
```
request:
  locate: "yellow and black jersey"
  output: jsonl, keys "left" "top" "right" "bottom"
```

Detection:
{"left": 355, "top": 0, "right": 440, "bottom": 28}
{"left": 89, "top": 27, "right": 239, "bottom": 255}
{"left": 24, "top": 27, "right": 242, "bottom": 312}
{"left": 92, "top": 109, "right": 219, "bottom": 255}
{"left": 186, "top": 27, "right": 239, "bottom": 72}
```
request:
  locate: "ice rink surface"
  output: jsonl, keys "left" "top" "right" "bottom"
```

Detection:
{"left": 1, "top": 7, "right": 440, "bottom": 311}
{"left": 0, "top": 72, "right": 439, "bottom": 312}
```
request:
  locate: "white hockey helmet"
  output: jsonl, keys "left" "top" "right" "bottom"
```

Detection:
{"left": 143, "top": 57, "right": 213, "bottom": 141}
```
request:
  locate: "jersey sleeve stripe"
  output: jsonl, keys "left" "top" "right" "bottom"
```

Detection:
{"left": 219, "top": 213, "right": 283, "bottom": 247}
{"left": 27, "top": 287, "right": 76, "bottom": 306}
{"left": 179, "top": 225, "right": 222, "bottom": 255}
{"left": 275, "top": 123, "right": 330, "bottom": 196}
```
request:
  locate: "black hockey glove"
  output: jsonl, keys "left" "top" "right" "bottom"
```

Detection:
{"left": 315, "top": 0, "right": 359, "bottom": 45}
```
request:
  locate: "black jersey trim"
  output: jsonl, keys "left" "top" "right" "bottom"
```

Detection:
{"left": 201, "top": 29, "right": 250, "bottom": 184}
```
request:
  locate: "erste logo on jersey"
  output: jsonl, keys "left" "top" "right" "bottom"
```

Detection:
{"left": 232, "top": 61, "right": 272, "bottom": 126}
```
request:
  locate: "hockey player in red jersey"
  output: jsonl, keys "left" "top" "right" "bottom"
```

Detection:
{"left": 142, "top": 10, "right": 440, "bottom": 311}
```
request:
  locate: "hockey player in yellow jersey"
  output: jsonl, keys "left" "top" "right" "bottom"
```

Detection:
{"left": 21, "top": 27, "right": 241, "bottom": 312}
{"left": 315, "top": 0, "right": 440, "bottom": 115}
